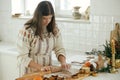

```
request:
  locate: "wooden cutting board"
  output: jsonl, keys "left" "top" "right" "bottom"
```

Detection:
{"left": 15, "top": 66, "right": 90, "bottom": 80}
{"left": 15, "top": 66, "right": 61, "bottom": 80}
{"left": 16, "top": 71, "right": 89, "bottom": 80}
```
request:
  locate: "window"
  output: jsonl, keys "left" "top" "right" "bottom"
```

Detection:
{"left": 12, "top": 0, "right": 90, "bottom": 18}
{"left": 56, "top": 0, "right": 90, "bottom": 17}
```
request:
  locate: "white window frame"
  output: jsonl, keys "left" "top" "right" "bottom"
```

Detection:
{"left": 54, "top": 0, "right": 72, "bottom": 18}
{"left": 12, "top": 0, "right": 90, "bottom": 18}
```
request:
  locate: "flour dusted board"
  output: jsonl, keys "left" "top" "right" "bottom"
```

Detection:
{"left": 16, "top": 71, "right": 89, "bottom": 80}
{"left": 16, "top": 66, "right": 90, "bottom": 80}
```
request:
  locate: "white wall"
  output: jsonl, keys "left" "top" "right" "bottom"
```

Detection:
{"left": 91, "top": 0, "right": 120, "bottom": 16}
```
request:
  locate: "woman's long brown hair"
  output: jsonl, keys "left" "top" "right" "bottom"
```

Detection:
{"left": 24, "top": 1, "right": 56, "bottom": 40}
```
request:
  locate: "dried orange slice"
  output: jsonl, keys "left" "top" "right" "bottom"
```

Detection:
{"left": 84, "top": 61, "right": 91, "bottom": 67}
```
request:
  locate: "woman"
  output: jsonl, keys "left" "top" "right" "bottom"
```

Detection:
{"left": 17, "top": 1, "right": 70, "bottom": 77}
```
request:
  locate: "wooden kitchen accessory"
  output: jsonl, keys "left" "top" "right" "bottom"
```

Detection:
{"left": 15, "top": 66, "right": 62, "bottom": 80}
{"left": 16, "top": 66, "right": 90, "bottom": 80}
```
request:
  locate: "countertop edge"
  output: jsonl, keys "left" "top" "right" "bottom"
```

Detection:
{"left": 0, "top": 41, "right": 19, "bottom": 56}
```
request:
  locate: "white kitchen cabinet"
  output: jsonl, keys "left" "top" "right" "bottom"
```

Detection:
{"left": 0, "top": 42, "right": 19, "bottom": 80}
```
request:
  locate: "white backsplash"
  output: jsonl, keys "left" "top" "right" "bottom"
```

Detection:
{"left": 56, "top": 16, "right": 120, "bottom": 52}
{"left": 0, "top": 15, "right": 120, "bottom": 53}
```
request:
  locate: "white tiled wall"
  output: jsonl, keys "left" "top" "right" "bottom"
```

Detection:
{"left": 57, "top": 16, "right": 115, "bottom": 52}
{"left": 0, "top": 16, "right": 120, "bottom": 53}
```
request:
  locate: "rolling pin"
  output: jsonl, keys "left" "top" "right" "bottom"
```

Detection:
{"left": 15, "top": 66, "right": 62, "bottom": 80}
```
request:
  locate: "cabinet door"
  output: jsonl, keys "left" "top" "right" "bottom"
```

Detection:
{"left": 0, "top": 53, "right": 19, "bottom": 80}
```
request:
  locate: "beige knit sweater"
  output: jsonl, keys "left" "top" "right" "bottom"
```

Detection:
{"left": 17, "top": 26, "right": 66, "bottom": 77}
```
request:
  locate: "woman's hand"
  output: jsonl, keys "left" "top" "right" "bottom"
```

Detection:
{"left": 28, "top": 60, "right": 51, "bottom": 72}
{"left": 28, "top": 60, "right": 42, "bottom": 71}
{"left": 61, "top": 62, "right": 71, "bottom": 70}
{"left": 58, "top": 55, "right": 71, "bottom": 70}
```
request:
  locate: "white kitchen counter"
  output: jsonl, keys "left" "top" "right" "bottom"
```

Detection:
{"left": 0, "top": 41, "right": 18, "bottom": 56}
{"left": 84, "top": 69, "right": 120, "bottom": 80}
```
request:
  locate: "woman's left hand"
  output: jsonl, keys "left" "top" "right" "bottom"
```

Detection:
{"left": 61, "top": 62, "right": 71, "bottom": 70}
{"left": 58, "top": 55, "right": 71, "bottom": 70}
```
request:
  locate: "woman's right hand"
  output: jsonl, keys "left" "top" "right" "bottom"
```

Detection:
{"left": 29, "top": 61, "right": 52, "bottom": 72}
